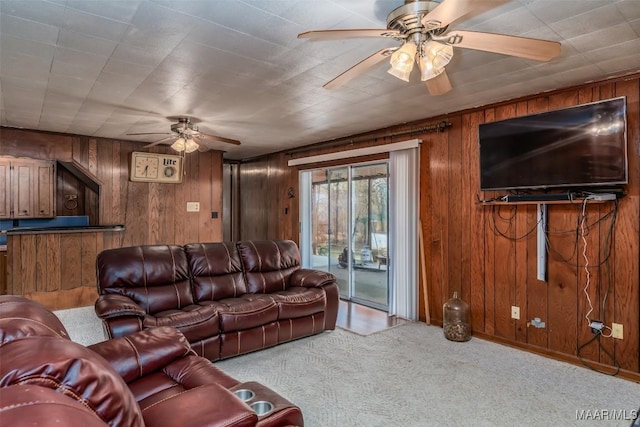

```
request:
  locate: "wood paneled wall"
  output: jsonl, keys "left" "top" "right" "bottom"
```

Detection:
{"left": 239, "top": 153, "right": 298, "bottom": 241}
{"left": 237, "top": 75, "right": 640, "bottom": 377}
{"left": 1, "top": 128, "right": 223, "bottom": 309}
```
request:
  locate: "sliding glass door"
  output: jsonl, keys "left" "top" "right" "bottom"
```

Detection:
{"left": 301, "top": 162, "right": 389, "bottom": 310}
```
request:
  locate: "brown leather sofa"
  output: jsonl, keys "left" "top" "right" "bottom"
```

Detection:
{"left": 0, "top": 295, "right": 304, "bottom": 426}
{"left": 95, "top": 240, "right": 339, "bottom": 360}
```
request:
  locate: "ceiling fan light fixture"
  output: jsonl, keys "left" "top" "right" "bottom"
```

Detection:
{"left": 388, "top": 41, "right": 417, "bottom": 81}
{"left": 387, "top": 65, "right": 413, "bottom": 82}
{"left": 184, "top": 138, "right": 199, "bottom": 153}
{"left": 171, "top": 137, "right": 187, "bottom": 152}
{"left": 418, "top": 41, "right": 453, "bottom": 81}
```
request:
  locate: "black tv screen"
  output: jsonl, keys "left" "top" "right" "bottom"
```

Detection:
{"left": 479, "top": 97, "right": 628, "bottom": 191}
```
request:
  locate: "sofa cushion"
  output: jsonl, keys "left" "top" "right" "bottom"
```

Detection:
{"left": 204, "top": 296, "right": 278, "bottom": 332}
{"left": 269, "top": 287, "right": 327, "bottom": 320}
{"left": 143, "top": 304, "right": 219, "bottom": 342}
{"left": 185, "top": 242, "right": 248, "bottom": 301}
{"left": 97, "top": 245, "right": 194, "bottom": 313}
{"left": 237, "top": 240, "right": 301, "bottom": 294}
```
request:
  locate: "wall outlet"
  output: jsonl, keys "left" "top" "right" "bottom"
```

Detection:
{"left": 612, "top": 323, "right": 623, "bottom": 339}
{"left": 186, "top": 202, "right": 200, "bottom": 212}
{"left": 511, "top": 306, "right": 520, "bottom": 320}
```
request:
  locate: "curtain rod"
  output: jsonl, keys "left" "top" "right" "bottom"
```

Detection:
{"left": 284, "top": 120, "right": 452, "bottom": 156}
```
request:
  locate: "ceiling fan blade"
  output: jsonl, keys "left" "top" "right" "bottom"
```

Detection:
{"left": 426, "top": 71, "right": 453, "bottom": 96}
{"left": 298, "top": 29, "right": 404, "bottom": 40}
{"left": 449, "top": 30, "right": 561, "bottom": 61}
{"left": 198, "top": 132, "right": 241, "bottom": 146}
{"left": 324, "top": 47, "right": 398, "bottom": 90}
{"left": 422, "top": 0, "right": 509, "bottom": 29}
{"left": 193, "top": 137, "right": 210, "bottom": 152}
{"left": 143, "top": 136, "right": 176, "bottom": 148}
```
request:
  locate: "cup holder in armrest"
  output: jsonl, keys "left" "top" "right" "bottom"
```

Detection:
{"left": 233, "top": 389, "right": 255, "bottom": 402}
{"left": 250, "top": 401, "right": 274, "bottom": 417}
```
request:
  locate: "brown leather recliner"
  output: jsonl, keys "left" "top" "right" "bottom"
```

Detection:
{"left": 0, "top": 295, "right": 303, "bottom": 427}
{"left": 95, "top": 240, "right": 339, "bottom": 361}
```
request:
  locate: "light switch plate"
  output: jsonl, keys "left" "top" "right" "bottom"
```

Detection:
{"left": 187, "top": 202, "right": 200, "bottom": 212}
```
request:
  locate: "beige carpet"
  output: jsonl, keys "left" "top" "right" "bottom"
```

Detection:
{"left": 216, "top": 324, "right": 640, "bottom": 427}
{"left": 56, "top": 307, "right": 640, "bottom": 426}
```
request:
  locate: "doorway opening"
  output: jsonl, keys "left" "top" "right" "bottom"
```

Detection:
{"left": 300, "top": 162, "right": 389, "bottom": 311}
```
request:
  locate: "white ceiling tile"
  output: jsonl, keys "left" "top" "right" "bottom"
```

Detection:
{"left": 64, "top": 0, "right": 142, "bottom": 22}
{"left": 0, "top": 14, "right": 59, "bottom": 45}
{"left": 595, "top": 52, "right": 640, "bottom": 75}
{"left": 187, "top": 22, "right": 288, "bottom": 63}
{"left": 550, "top": 63, "right": 603, "bottom": 86}
{"left": 110, "top": 42, "right": 172, "bottom": 67}
{"left": 50, "top": 47, "right": 108, "bottom": 79}
{"left": 62, "top": 7, "right": 130, "bottom": 41}
{"left": 567, "top": 22, "right": 638, "bottom": 53}
{"left": 238, "top": 0, "right": 302, "bottom": 16}
{"left": 46, "top": 74, "right": 94, "bottom": 99}
{"left": 525, "top": 0, "right": 608, "bottom": 24}
{"left": 120, "top": 26, "right": 184, "bottom": 50}
{"left": 281, "top": 1, "right": 365, "bottom": 29}
{"left": 329, "top": 0, "right": 404, "bottom": 24}
{"left": 0, "top": 52, "right": 53, "bottom": 81}
{"left": 465, "top": 5, "right": 545, "bottom": 35}
{"left": 1, "top": 36, "right": 56, "bottom": 62}
{"left": 100, "top": 58, "right": 154, "bottom": 80}
{"left": 549, "top": 4, "right": 626, "bottom": 39}
{"left": 615, "top": 0, "right": 640, "bottom": 21}
{"left": 57, "top": 29, "right": 118, "bottom": 56}
{"left": 0, "top": 0, "right": 66, "bottom": 27}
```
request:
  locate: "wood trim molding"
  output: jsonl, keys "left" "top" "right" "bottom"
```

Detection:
{"left": 287, "top": 139, "right": 421, "bottom": 166}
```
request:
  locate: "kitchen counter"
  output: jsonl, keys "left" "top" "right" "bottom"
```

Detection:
{"left": 4, "top": 224, "right": 125, "bottom": 309}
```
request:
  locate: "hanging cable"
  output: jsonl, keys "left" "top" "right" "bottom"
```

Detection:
{"left": 575, "top": 198, "right": 620, "bottom": 376}
{"left": 580, "top": 198, "right": 593, "bottom": 326}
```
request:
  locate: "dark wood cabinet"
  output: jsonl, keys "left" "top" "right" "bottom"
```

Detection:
{"left": 0, "top": 157, "right": 55, "bottom": 219}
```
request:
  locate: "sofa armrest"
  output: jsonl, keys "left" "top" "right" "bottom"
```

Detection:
{"left": 141, "top": 384, "right": 258, "bottom": 427}
{"left": 95, "top": 294, "right": 145, "bottom": 319}
{"left": 290, "top": 268, "right": 336, "bottom": 288}
{"left": 88, "top": 327, "right": 192, "bottom": 383}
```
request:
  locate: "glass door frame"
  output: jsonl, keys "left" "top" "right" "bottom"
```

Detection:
{"left": 299, "top": 160, "right": 389, "bottom": 311}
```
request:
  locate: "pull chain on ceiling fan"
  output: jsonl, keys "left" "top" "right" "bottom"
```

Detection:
{"left": 298, "top": 0, "right": 561, "bottom": 96}
{"left": 127, "top": 117, "right": 241, "bottom": 153}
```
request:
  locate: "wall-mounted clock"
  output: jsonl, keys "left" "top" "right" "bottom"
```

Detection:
{"left": 129, "top": 152, "right": 182, "bottom": 183}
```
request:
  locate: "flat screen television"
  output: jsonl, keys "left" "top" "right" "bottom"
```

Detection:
{"left": 478, "top": 97, "right": 628, "bottom": 192}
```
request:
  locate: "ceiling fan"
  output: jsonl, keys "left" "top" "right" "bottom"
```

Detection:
{"left": 127, "top": 117, "right": 241, "bottom": 154}
{"left": 298, "top": 0, "right": 561, "bottom": 96}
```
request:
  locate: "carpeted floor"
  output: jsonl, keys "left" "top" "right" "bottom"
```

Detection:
{"left": 56, "top": 306, "right": 640, "bottom": 427}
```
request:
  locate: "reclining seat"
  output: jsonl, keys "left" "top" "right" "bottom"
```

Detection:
{"left": 95, "top": 245, "right": 222, "bottom": 360}
{"left": 236, "top": 240, "right": 339, "bottom": 345}
{"left": 185, "top": 242, "right": 280, "bottom": 359}
{"left": 0, "top": 295, "right": 145, "bottom": 426}
{"left": 0, "top": 295, "right": 263, "bottom": 427}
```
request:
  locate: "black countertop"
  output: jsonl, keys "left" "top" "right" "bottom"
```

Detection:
{"left": 4, "top": 224, "right": 125, "bottom": 235}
